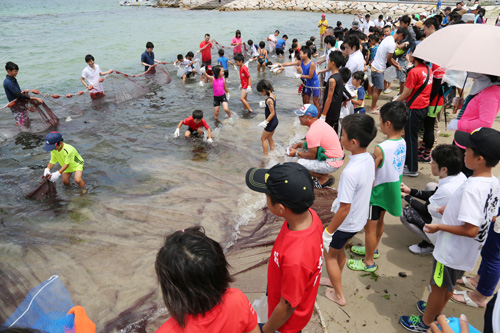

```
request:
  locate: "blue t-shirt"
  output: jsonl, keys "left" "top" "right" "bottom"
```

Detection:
{"left": 141, "top": 50, "right": 155, "bottom": 71}
{"left": 276, "top": 38, "right": 286, "bottom": 50}
{"left": 3, "top": 75, "right": 24, "bottom": 102}
{"left": 218, "top": 56, "right": 229, "bottom": 70}
{"left": 354, "top": 87, "right": 365, "bottom": 110}
{"left": 369, "top": 45, "right": 379, "bottom": 61}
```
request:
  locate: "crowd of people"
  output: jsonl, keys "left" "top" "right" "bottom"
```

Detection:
{"left": 2, "top": 1, "right": 500, "bottom": 332}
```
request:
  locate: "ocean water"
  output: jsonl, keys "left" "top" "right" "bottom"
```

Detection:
{"left": 0, "top": 1, "right": 350, "bottom": 331}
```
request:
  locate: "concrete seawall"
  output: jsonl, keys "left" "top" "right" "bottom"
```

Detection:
{"left": 158, "top": 0, "right": 437, "bottom": 16}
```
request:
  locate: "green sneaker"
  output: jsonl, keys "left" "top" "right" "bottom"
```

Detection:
{"left": 350, "top": 246, "right": 380, "bottom": 259}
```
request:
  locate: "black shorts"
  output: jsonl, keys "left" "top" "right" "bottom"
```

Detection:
{"left": 202, "top": 60, "right": 211, "bottom": 68}
{"left": 368, "top": 205, "right": 386, "bottom": 221}
{"left": 330, "top": 230, "right": 357, "bottom": 250}
{"left": 185, "top": 71, "right": 194, "bottom": 78}
{"left": 276, "top": 48, "right": 284, "bottom": 55}
{"left": 430, "top": 259, "right": 464, "bottom": 293}
{"left": 224, "top": 70, "right": 229, "bottom": 79}
{"left": 188, "top": 127, "right": 201, "bottom": 136}
{"left": 213, "top": 94, "right": 227, "bottom": 107}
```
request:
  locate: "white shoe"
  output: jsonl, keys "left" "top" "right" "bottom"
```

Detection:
{"left": 383, "top": 89, "right": 392, "bottom": 94}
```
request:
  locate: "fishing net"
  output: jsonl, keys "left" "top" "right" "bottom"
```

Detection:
{"left": 3, "top": 275, "right": 74, "bottom": 331}
{"left": 25, "top": 176, "right": 57, "bottom": 200}
{"left": 0, "top": 64, "right": 172, "bottom": 133}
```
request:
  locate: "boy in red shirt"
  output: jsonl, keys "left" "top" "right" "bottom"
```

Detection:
{"left": 235, "top": 53, "right": 253, "bottom": 113}
{"left": 174, "top": 109, "right": 213, "bottom": 143}
{"left": 245, "top": 162, "right": 323, "bottom": 333}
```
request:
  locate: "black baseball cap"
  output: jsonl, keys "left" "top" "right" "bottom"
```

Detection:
{"left": 454, "top": 128, "right": 500, "bottom": 160}
{"left": 245, "top": 162, "right": 315, "bottom": 212}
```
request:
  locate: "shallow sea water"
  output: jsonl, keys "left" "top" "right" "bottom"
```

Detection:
{"left": 0, "top": 1, "right": 351, "bottom": 330}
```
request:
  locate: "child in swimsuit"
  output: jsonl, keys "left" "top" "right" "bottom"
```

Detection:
{"left": 257, "top": 41, "right": 268, "bottom": 73}
{"left": 202, "top": 65, "right": 233, "bottom": 122}
{"left": 256, "top": 80, "right": 278, "bottom": 156}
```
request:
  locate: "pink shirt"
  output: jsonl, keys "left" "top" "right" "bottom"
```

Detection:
{"left": 213, "top": 77, "right": 225, "bottom": 97}
{"left": 231, "top": 37, "right": 243, "bottom": 54}
{"left": 306, "top": 119, "right": 344, "bottom": 168}
{"left": 457, "top": 85, "right": 500, "bottom": 133}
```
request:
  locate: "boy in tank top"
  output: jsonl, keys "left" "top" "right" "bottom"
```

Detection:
{"left": 348, "top": 101, "right": 409, "bottom": 272}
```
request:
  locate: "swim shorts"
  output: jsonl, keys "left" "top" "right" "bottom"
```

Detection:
{"left": 213, "top": 94, "right": 228, "bottom": 107}
{"left": 302, "top": 86, "right": 320, "bottom": 98}
{"left": 276, "top": 48, "right": 284, "bottom": 56}
{"left": 90, "top": 91, "right": 105, "bottom": 100}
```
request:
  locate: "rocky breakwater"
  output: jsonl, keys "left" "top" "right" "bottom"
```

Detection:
{"left": 219, "top": 0, "right": 435, "bottom": 15}
{"left": 158, "top": 0, "right": 436, "bottom": 16}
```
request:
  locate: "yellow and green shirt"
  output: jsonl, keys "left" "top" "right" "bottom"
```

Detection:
{"left": 50, "top": 143, "right": 84, "bottom": 173}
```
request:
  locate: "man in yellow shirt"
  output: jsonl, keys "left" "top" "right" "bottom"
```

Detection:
{"left": 43, "top": 132, "right": 86, "bottom": 192}
{"left": 318, "top": 14, "right": 329, "bottom": 48}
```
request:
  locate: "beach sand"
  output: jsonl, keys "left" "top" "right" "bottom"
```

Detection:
{"left": 228, "top": 82, "right": 500, "bottom": 332}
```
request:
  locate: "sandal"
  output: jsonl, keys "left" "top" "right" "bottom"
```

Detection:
{"left": 451, "top": 290, "right": 481, "bottom": 308}
{"left": 457, "top": 276, "right": 476, "bottom": 291}
{"left": 347, "top": 259, "right": 378, "bottom": 272}
{"left": 350, "top": 246, "right": 380, "bottom": 259}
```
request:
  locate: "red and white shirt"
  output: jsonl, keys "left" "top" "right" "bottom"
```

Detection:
{"left": 267, "top": 209, "right": 323, "bottom": 333}
{"left": 155, "top": 288, "right": 257, "bottom": 333}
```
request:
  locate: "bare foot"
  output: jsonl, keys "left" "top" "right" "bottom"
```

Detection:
{"left": 452, "top": 291, "right": 488, "bottom": 308}
{"left": 319, "top": 277, "right": 333, "bottom": 287}
{"left": 324, "top": 288, "right": 346, "bottom": 306}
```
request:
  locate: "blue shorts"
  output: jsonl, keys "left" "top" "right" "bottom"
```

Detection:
{"left": 330, "top": 230, "right": 357, "bottom": 250}
{"left": 303, "top": 86, "right": 320, "bottom": 98}
{"left": 354, "top": 107, "right": 366, "bottom": 114}
{"left": 371, "top": 70, "right": 384, "bottom": 90}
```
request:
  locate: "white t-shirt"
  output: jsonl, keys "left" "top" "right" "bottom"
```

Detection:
{"left": 268, "top": 34, "right": 277, "bottom": 51}
{"left": 323, "top": 47, "right": 335, "bottom": 82}
{"left": 371, "top": 35, "right": 396, "bottom": 72}
{"left": 332, "top": 152, "right": 375, "bottom": 233}
{"left": 428, "top": 173, "right": 467, "bottom": 213}
{"left": 374, "top": 19, "right": 385, "bottom": 29}
{"left": 345, "top": 49, "right": 364, "bottom": 90}
{"left": 433, "top": 176, "right": 500, "bottom": 271}
{"left": 81, "top": 64, "right": 103, "bottom": 93}
{"left": 361, "top": 20, "right": 375, "bottom": 34}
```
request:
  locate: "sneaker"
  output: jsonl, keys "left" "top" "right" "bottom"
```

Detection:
{"left": 383, "top": 88, "right": 392, "bottom": 94}
{"left": 418, "top": 154, "right": 431, "bottom": 163}
{"left": 416, "top": 300, "right": 426, "bottom": 315}
{"left": 403, "top": 168, "right": 419, "bottom": 177}
{"left": 400, "top": 315, "right": 429, "bottom": 332}
{"left": 417, "top": 142, "right": 426, "bottom": 154}
{"left": 409, "top": 241, "right": 434, "bottom": 255}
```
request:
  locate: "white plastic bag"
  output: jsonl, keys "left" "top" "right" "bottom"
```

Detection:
{"left": 384, "top": 66, "right": 397, "bottom": 82}
{"left": 252, "top": 295, "right": 268, "bottom": 323}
